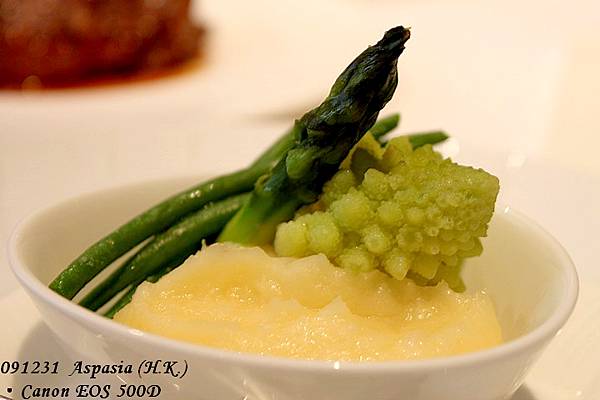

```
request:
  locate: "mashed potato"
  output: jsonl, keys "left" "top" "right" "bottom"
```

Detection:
{"left": 115, "top": 243, "right": 502, "bottom": 361}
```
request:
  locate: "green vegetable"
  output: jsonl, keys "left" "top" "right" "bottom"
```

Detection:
{"left": 103, "top": 285, "right": 137, "bottom": 319}
{"left": 274, "top": 136, "right": 499, "bottom": 291}
{"left": 101, "top": 125, "right": 446, "bottom": 314}
{"left": 407, "top": 131, "right": 449, "bottom": 149}
{"left": 370, "top": 114, "right": 400, "bottom": 140}
{"left": 103, "top": 249, "right": 194, "bottom": 319}
{"left": 49, "top": 25, "right": 455, "bottom": 312}
{"left": 362, "top": 113, "right": 449, "bottom": 149}
{"left": 218, "top": 26, "right": 411, "bottom": 246}
{"left": 79, "top": 193, "right": 250, "bottom": 310}
{"left": 47, "top": 125, "right": 297, "bottom": 300}
{"left": 49, "top": 110, "right": 404, "bottom": 300}
{"left": 250, "top": 125, "right": 299, "bottom": 171}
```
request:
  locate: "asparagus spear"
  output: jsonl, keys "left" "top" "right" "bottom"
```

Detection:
{"left": 219, "top": 26, "right": 411, "bottom": 245}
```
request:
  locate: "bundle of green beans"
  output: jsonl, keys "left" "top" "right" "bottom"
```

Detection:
{"left": 49, "top": 26, "right": 449, "bottom": 317}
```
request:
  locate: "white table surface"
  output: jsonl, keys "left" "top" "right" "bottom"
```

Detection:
{"left": 1, "top": 0, "right": 599, "bottom": 398}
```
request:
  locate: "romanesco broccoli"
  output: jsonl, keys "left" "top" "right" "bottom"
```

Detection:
{"left": 273, "top": 135, "right": 499, "bottom": 291}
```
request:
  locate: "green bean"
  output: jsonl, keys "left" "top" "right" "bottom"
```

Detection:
{"left": 49, "top": 116, "right": 300, "bottom": 301}
{"left": 103, "top": 247, "right": 196, "bottom": 319}
{"left": 48, "top": 132, "right": 292, "bottom": 301}
{"left": 250, "top": 124, "right": 299, "bottom": 170}
{"left": 407, "top": 131, "right": 449, "bottom": 149}
{"left": 370, "top": 114, "right": 400, "bottom": 140}
{"left": 104, "top": 285, "right": 137, "bottom": 319}
{"left": 80, "top": 193, "right": 250, "bottom": 311}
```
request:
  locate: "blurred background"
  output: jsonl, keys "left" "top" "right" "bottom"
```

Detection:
{"left": 1, "top": 0, "right": 599, "bottom": 398}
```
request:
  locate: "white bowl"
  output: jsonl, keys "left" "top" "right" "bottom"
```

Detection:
{"left": 8, "top": 176, "right": 578, "bottom": 400}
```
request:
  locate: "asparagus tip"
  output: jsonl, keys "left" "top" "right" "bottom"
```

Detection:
{"left": 378, "top": 26, "right": 411, "bottom": 55}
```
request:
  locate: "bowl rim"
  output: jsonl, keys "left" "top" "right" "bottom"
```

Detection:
{"left": 7, "top": 179, "right": 579, "bottom": 373}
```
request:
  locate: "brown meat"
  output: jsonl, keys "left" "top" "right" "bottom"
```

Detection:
{"left": 0, "top": 0, "right": 201, "bottom": 87}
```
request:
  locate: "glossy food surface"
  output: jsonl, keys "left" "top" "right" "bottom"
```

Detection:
{"left": 115, "top": 243, "right": 502, "bottom": 361}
